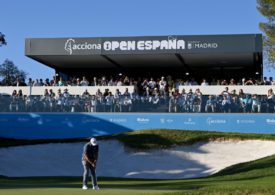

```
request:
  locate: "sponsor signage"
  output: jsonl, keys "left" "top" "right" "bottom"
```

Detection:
{"left": 64, "top": 38, "right": 101, "bottom": 55}
{"left": 26, "top": 34, "right": 261, "bottom": 56}
{"left": 0, "top": 113, "right": 273, "bottom": 140}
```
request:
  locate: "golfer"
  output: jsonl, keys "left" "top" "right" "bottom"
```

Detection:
{"left": 82, "top": 137, "right": 99, "bottom": 190}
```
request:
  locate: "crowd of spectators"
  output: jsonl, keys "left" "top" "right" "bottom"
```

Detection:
{"left": 1, "top": 74, "right": 274, "bottom": 113}
{"left": 1, "top": 75, "right": 275, "bottom": 88}
{"left": 0, "top": 86, "right": 274, "bottom": 113}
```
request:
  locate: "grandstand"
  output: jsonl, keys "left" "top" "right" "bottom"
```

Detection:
{"left": 25, "top": 34, "right": 263, "bottom": 81}
{"left": 1, "top": 33, "right": 275, "bottom": 139}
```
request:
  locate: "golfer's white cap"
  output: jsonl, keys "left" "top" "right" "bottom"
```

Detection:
{"left": 90, "top": 137, "right": 97, "bottom": 146}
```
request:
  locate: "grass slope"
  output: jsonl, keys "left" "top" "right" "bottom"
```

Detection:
{"left": 107, "top": 129, "right": 275, "bottom": 150}
{"left": 2, "top": 129, "right": 275, "bottom": 149}
{"left": 1, "top": 154, "right": 275, "bottom": 194}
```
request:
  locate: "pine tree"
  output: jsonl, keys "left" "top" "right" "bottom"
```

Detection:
{"left": 257, "top": 0, "right": 275, "bottom": 69}
{"left": 0, "top": 59, "right": 27, "bottom": 85}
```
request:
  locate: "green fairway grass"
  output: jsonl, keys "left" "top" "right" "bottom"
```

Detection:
{"left": 1, "top": 154, "right": 275, "bottom": 195}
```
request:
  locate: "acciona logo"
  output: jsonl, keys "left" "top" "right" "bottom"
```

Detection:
{"left": 206, "top": 117, "right": 226, "bottom": 125}
{"left": 64, "top": 38, "right": 101, "bottom": 55}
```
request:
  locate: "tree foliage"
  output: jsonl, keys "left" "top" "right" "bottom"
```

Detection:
{"left": 0, "top": 59, "right": 27, "bottom": 85}
{"left": 0, "top": 32, "right": 7, "bottom": 47}
{"left": 257, "top": 0, "right": 275, "bottom": 69}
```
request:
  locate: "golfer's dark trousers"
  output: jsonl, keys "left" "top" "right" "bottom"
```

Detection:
{"left": 82, "top": 160, "right": 97, "bottom": 187}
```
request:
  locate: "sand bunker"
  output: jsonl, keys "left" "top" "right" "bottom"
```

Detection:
{"left": 1, "top": 140, "right": 275, "bottom": 179}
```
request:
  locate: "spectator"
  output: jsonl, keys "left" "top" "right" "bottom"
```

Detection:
{"left": 80, "top": 76, "right": 89, "bottom": 86}
{"left": 201, "top": 79, "right": 209, "bottom": 86}
{"left": 252, "top": 94, "right": 261, "bottom": 113}
{"left": 205, "top": 95, "right": 216, "bottom": 112}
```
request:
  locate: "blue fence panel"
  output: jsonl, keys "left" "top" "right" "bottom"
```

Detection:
{"left": 0, "top": 113, "right": 275, "bottom": 139}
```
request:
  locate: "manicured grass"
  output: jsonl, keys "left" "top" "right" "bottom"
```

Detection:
{"left": 107, "top": 129, "right": 275, "bottom": 150}
{"left": 2, "top": 129, "right": 275, "bottom": 150}
{"left": 1, "top": 154, "right": 275, "bottom": 194}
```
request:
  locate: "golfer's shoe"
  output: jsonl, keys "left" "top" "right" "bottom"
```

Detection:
{"left": 93, "top": 185, "right": 100, "bottom": 190}
{"left": 82, "top": 185, "right": 88, "bottom": 190}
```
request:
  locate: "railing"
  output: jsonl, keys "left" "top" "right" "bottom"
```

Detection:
{"left": 178, "top": 86, "right": 274, "bottom": 95}
{"left": 0, "top": 86, "right": 135, "bottom": 95}
{"left": 0, "top": 85, "right": 274, "bottom": 96}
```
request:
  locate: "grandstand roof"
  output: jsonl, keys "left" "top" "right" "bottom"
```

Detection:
{"left": 25, "top": 34, "right": 262, "bottom": 76}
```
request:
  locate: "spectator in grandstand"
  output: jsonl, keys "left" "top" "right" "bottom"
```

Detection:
{"left": 39, "top": 79, "right": 44, "bottom": 86}
{"left": 228, "top": 95, "right": 239, "bottom": 113}
{"left": 9, "top": 90, "right": 18, "bottom": 112}
{"left": 169, "top": 92, "right": 177, "bottom": 112}
{"left": 266, "top": 88, "right": 274, "bottom": 113}
{"left": 245, "top": 78, "right": 254, "bottom": 85}
{"left": 210, "top": 78, "right": 218, "bottom": 85}
{"left": 74, "top": 78, "right": 81, "bottom": 86}
{"left": 33, "top": 79, "right": 41, "bottom": 86}
{"left": 108, "top": 77, "right": 115, "bottom": 86}
{"left": 167, "top": 75, "right": 174, "bottom": 92}
{"left": 123, "top": 76, "right": 130, "bottom": 86}
{"left": 57, "top": 77, "right": 65, "bottom": 86}
{"left": 221, "top": 95, "right": 231, "bottom": 113}
{"left": 82, "top": 137, "right": 99, "bottom": 190}
{"left": 90, "top": 95, "right": 98, "bottom": 112}
{"left": 205, "top": 95, "right": 216, "bottom": 113}
{"left": 238, "top": 89, "right": 245, "bottom": 99}
{"left": 148, "top": 77, "right": 157, "bottom": 90}
{"left": 70, "top": 95, "right": 80, "bottom": 112}
{"left": 122, "top": 87, "right": 130, "bottom": 97}
{"left": 113, "top": 89, "right": 122, "bottom": 112}
{"left": 90, "top": 77, "right": 97, "bottom": 86}
{"left": 96, "top": 89, "right": 105, "bottom": 112}
{"left": 269, "top": 77, "right": 275, "bottom": 85}
{"left": 82, "top": 89, "right": 90, "bottom": 97}
{"left": 201, "top": 79, "right": 209, "bottom": 86}
{"left": 240, "top": 78, "right": 246, "bottom": 86}
{"left": 14, "top": 78, "right": 27, "bottom": 86}
{"left": 55, "top": 89, "right": 63, "bottom": 111}
{"left": 44, "top": 78, "right": 51, "bottom": 86}
{"left": 252, "top": 94, "right": 261, "bottom": 113}
{"left": 116, "top": 78, "right": 123, "bottom": 86}
{"left": 159, "top": 76, "right": 167, "bottom": 95}
{"left": 141, "top": 78, "right": 149, "bottom": 91}
{"left": 221, "top": 87, "right": 230, "bottom": 97}
{"left": 220, "top": 79, "right": 228, "bottom": 85}
{"left": 101, "top": 76, "right": 108, "bottom": 86}
{"left": 185, "top": 89, "right": 194, "bottom": 112}
{"left": 103, "top": 88, "right": 109, "bottom": 97}
{"left": 80, "top": 76, "right": 89, "bottom": 86}
{"left": 27, "top": 78, "right": 33, "bottom": 86}
{"left": 62, "top": 88, "right": 70, "bottom": 112}
{"left": 105, "top": 92, "right": 114, "bottom": 112}
{"left": 240, "top": 94, "right": 252, "bottom": 113}
{"left": 151, "top": 88, "right": 160, "bottom": 109}
{"left": 193, "top": 89, "right": 202, "bottom": 112}
{"left": 121, "top": 95, "right": 132, "bottom": 112}
{"left": 229, "top": 78, "right": 236, "bottom": 85}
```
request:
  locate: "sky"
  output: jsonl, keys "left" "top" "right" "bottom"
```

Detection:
{"left": 0, "top": 0, "right": 273, "bottom": 80}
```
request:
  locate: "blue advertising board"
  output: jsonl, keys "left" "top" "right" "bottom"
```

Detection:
{"left": 0, "top": 113, "right": 274, "bottom": 139}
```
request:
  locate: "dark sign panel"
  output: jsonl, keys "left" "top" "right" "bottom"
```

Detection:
{"left": 25, "top": 34, "right": 262, "bottom": 56}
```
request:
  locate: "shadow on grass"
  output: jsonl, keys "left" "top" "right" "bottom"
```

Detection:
{"left": 1, "top": 174, "right": 275, "bottom": 191}
{"left": 0, "top": 176, "right": 207, "bottom": 190}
